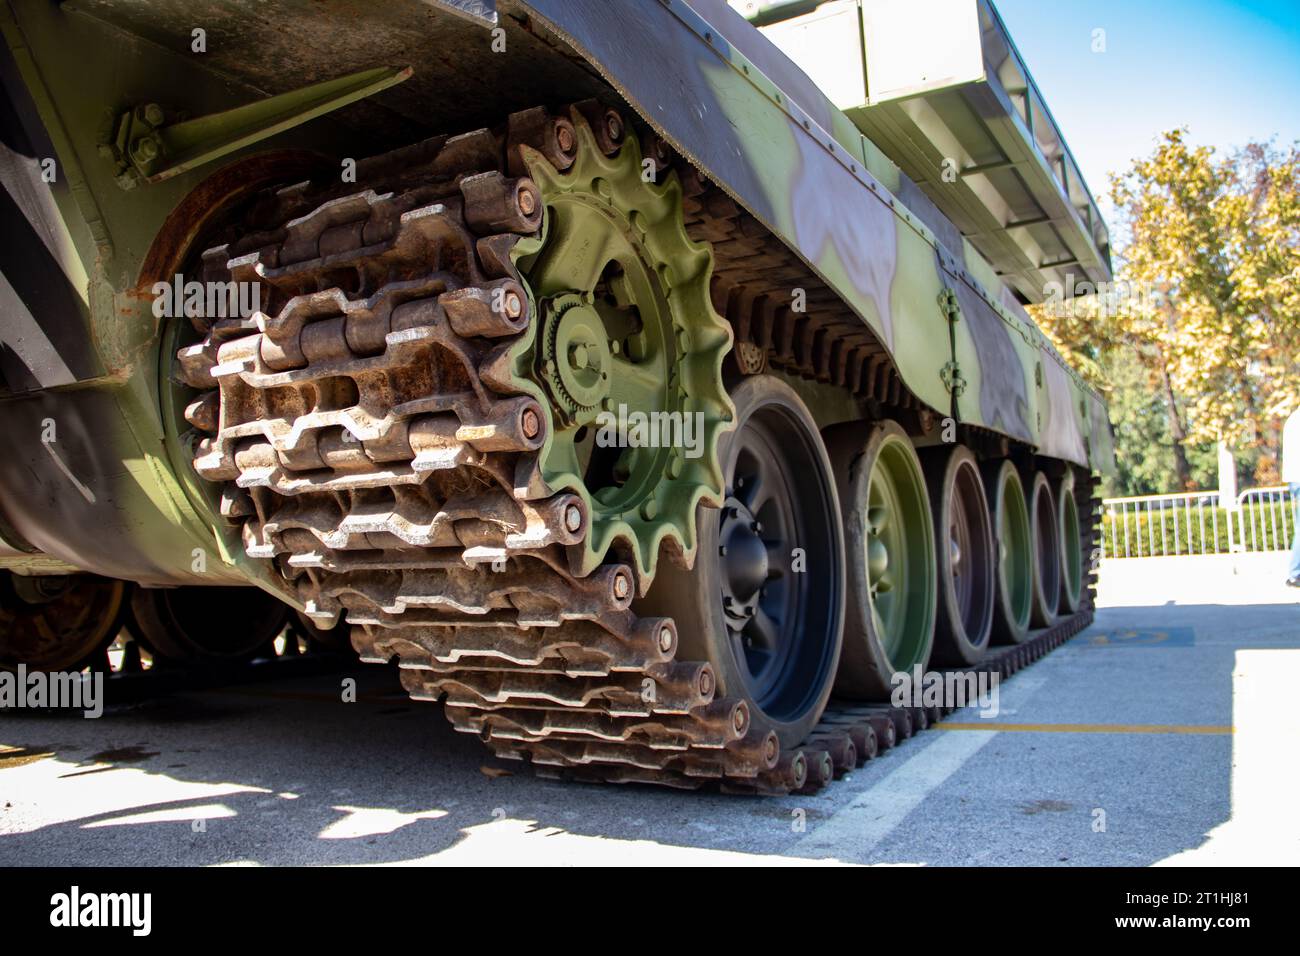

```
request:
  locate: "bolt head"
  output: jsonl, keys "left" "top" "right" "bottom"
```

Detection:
{"left": 556, "top": 122, "right": 575, "bottom": 154}
{"left": 133, "top": 137, "right": 160, "bottom": 162}
{"left": 504, "top": 290, "right": 523, "bottom": 318}
{"left": 733, "top": 703, "right": 748, "bottom": 733}
{"left": 521, "top": 408, "right": 541, "bottom": 439}
{"left": 517, "top": 186, "right": 537, "bottom": 216}
{"left": 605, "top": 112, "right": 623, "bottom": 141}
{"left": 564, "top": 502, "right": 583, "bottom": 533}
{"left": 613, "top": 572, "right": 631, "bottom": 600}
{"left": 657, "top": 624, "right": 674, "bottom": 653}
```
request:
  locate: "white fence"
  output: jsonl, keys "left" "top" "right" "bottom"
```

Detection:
{"left": 1102, "top": 486, "right": 1295, "bottom": 559}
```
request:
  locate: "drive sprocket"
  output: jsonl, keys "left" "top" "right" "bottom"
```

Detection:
{"left": 509, "top": 116, "right": 734, "bottom": 587}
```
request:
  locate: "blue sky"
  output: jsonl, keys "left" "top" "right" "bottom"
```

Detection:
{"left": 995, "top": 0, "right": 1300, "bottom": 219}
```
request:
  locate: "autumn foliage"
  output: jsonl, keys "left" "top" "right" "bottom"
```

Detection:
{"left": 1032, "top": 130, "right": 1300, "bottom": 494}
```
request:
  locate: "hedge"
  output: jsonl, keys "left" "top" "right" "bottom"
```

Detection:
{"left": 1100, "top": 497, "right": 1296, "bottom": 557}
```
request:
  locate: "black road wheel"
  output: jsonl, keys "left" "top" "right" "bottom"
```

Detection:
{"left": 129, "top": 585, "right": 290, "bottom": 665}
{"left": 636, "top": 375, "right": 845, "bottom": 747}
{"left": 0, "top": 573, "right": 128, "bottom": 671}
{"left": 922, "top": 445, "right": 995, "bottom": 666}
{"left": 984, "top": 460, "right": 1033, "bottom": 644}
{"left": 825, "top": 419, "right": 937, "bottom": 700}
{"left": 1056, "top": 470, "right": 1084, "bottom": 614}
{"left": 1027, "top": 470, "right": 1062, "bottom": 628}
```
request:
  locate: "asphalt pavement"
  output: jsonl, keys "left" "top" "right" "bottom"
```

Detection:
{"left": 2, "top": 553, "right": 1297, "bottom": 866}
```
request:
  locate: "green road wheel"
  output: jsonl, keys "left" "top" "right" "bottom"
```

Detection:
{"left": 636, "top": 375, "right": 844, "bottom": 747}
{"left": 0, "top": 573, "right": 127, "bottom": 672}
{"left": 922, "top": 445, "right": 995, "bottom": 666}
{"left": 1027, "top": 471, "right": 1062, "bottom": 629}
{"left": 826, "top": 420, "right": 936, "bottom": 700}
{"left": 984, "top": 460, "right": 1033, "bottom": 644}
{"left": 1057, "top": 471, "right": 1084, "bottom": 614}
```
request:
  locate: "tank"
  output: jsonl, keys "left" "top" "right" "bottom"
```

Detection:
{"left": 0, "top": 0, "right": 1112, "bottom": 792}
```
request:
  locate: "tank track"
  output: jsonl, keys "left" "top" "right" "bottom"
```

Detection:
{"left": 176, "top": 105, "right": 1101, "bottom": 795}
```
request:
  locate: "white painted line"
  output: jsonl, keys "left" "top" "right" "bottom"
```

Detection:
{"left": 792, "top": 728, "right": 996, "bottom": 859}
{"left": 792, "top": 671, "right": 1051, "bottom": 861}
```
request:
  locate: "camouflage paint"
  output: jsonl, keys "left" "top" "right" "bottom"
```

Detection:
{"left": 522, "top": 0, "right": 1110, "bottom": 467}
{"left": 0, "top": 0, "right": 1111, "bottom": 585}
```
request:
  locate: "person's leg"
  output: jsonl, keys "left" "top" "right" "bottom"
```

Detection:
{"left": 1289, "top": 484, "right": 1300, "bottom": 583}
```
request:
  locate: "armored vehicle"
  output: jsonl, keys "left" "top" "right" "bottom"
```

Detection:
{"left": 0, "top": 0, "right": 1112, "bottom": 792}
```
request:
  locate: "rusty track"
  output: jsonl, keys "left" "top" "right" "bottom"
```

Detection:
{"left": 176, "top": 105, "right": 1101, "bottom": 795}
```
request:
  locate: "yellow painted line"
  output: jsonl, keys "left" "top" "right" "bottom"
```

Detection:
{"left": 935, "top": 722, "right": 1233, "bottom": 735}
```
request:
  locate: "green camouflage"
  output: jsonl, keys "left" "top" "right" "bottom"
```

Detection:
{"left": 0, "top": 0, "right": 1112, "bottom": 588}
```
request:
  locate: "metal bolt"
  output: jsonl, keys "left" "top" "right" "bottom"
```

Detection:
{"left": 733, "top": 704, "right": 748, "bottom": 734}
{"left": 698, "top": 668, "right": 715, "bottom": 697}
{"left": 613, "top": 571, "right": 631, "bottom": 600}
{"left": 556, "top": 122, "right": 575, "bottom": 154}
{"left": 133, "top": 136, "right": 160, "bottom": 162}
{"left": 564, "top": 502, "right": 583, "bottom": 533}
{"left": 503, "top": 290, "right": 523, "bottom": 318}
{"left": 517, "top": 186, "right": 537, "bottom": 216}
{"left": 142, "top": 103, "right": 165, "bottom": 127}
{"left": 521, "top": 407, "right": 541, "bottom": 439}
{"left": 657, "top": 624, "right": 674, "bottom": 653}
{"left": 605, "top": 112, "right": 623, "bottom": 142}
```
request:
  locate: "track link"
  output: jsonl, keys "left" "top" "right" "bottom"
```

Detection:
{"left": 176, "top": 105, "right": 1101, "bottom": 795}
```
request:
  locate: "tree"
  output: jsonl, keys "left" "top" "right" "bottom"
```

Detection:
{"left": 1033, "top": 130, "right": 1300, "bottom": 494}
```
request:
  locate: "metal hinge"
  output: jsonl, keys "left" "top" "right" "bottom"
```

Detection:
{"left": 938, "top": 288, "right": 966, "bottom": 397}
{"left": 941, "top": 360, "right": 967, "bottom": 397}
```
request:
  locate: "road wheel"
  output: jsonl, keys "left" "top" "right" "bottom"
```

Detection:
{"left": 1028, "top": 471, "right": 1061, "bottom": 628}
{"left": 0, "top": 573, "right": 127, "bottom": 671}
{"left": 825, "top": 419, "right": 936, "bottom": 699}
{"left": 129, "top": 585, "right": 290, "bottom": 665}
{"left": 984, "top": 460, "right": 1032, "bottom": 643}
{"left": 636, "top": 375, "right": 844, "bottom": 748}
{"left": 1057, "top": 470, "right": 1084, "bottom": 614}
{"left": 922, "top": 445, "right": 995, "bottom": 666}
